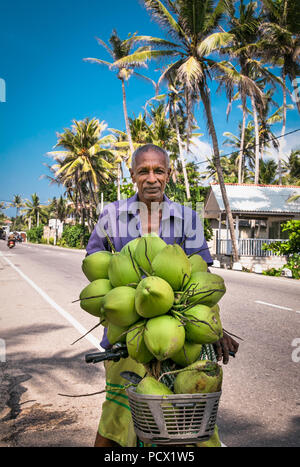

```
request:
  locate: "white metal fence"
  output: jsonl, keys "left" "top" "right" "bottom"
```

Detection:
{"left": 216, "top": 238, "right": 285, "bottom": 256}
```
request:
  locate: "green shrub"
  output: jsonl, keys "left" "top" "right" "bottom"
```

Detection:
{"left": 62, "top": 224, "right": 90, "bottom": 248}
{"left": 262, "top": 267, "right": 282, "bottom": 277}
{"left": 56, "top": 238, "right": 67, "bottom": 247}
{"left": 26, "top": 225, "right": 44, "bottom": 243}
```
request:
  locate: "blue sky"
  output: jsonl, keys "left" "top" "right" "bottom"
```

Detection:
{"left": 1, "top": 0, "right": 300, "bottom": 216}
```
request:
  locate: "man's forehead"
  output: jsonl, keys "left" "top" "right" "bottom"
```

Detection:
{"left": 134, "top": 150, "right": 168, "bottom": 168}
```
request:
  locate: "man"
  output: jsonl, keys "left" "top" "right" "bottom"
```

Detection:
{"left": 86, "top": 144, "right": 239, "bottom": 447}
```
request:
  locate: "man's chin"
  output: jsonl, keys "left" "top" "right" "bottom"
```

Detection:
{"left": 143, "top": 191, "right": 163, "bottom": 202}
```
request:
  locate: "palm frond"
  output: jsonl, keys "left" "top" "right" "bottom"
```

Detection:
{"left": 197, "top": 32, "right": 234, "bottom": 56}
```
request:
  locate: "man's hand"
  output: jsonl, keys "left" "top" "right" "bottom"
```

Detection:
{"left": 213, "top": 330, "right": 240, "bottom": 365}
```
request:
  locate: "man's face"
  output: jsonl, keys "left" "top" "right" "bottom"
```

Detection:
{"left": 130, "top": 150, "right": 171, "bottom": 204}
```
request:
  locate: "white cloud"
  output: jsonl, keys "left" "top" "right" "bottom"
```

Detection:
{"left": 184, "top": 136, "right": 213, "bottom": 164}
{"left": 264, "top": 130, "right": 300, "bottom": 163}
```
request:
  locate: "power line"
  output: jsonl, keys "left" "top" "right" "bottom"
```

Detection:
{"left": 192, "top": 127, "right": 300, "bottom": 166}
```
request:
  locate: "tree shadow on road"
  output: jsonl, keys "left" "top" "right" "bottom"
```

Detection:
{"left": 0, "top": 322, "right": 106, "bottom": 446}
{"left": 218, "top": 408, "right": 300, "bottom": 447}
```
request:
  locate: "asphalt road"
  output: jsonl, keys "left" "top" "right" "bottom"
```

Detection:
{"left": 0, "top": 240, "right": 299, "bottom": 447}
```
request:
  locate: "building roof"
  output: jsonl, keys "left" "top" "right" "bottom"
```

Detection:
{"left": 204, "top": 184, "right": 300, "bottom": 218}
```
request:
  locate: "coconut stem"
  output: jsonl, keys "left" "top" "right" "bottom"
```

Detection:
{"left": 185, "top": 316, "right": 220, "bottom": 337}
{"left": 97, "top": 225, "right": 116, "bottom": 253}
{"left": 158, "top": 362, "right": 219, "bottom": 383}
{"left": 187, "top": 247, "right": 210, "bottom": 258}
{"left": 72, "top": 293, "right": 106, "bottom": 303}
{"left": 128, "top": 246, "right": 143, "bottom": 281}
{"left": 180, "top": 272, "right": 189, "bottom": 291}
{"left": 70, "top": 320, "right": 104, "bottom": 345}
{"left": 144, "top": 238, "right": 154, "bottom": 274}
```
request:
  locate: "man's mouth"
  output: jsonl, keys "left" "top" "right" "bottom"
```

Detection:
{"left": 145, "top": 187, "right": 160, "bottom": 192}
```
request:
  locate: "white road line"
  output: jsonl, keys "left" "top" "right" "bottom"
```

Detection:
{"left": 0, "top": 251, "right": 101, "bottom": 350}
{"left": 255, "top": 300, "right": 293, "bottom": 311}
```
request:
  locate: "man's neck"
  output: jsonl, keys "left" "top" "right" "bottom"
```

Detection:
{"left": 137, "top": 193, "right": 163, "bottom": 235}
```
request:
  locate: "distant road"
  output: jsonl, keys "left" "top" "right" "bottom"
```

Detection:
{"left": 0, "top": 240, "right": 299, "bottom": 446}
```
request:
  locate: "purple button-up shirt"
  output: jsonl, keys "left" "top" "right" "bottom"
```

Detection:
{"left": 86, "top": 193, "right": 213, "bottom": 349}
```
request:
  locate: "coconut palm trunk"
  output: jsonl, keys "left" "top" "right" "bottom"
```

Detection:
{"left": 238, "top": 98, "right": 247, "bottom": 183}
{"left": 200, "top": 85, "right": 239, "bottom": 262}
{"left": 121, "top": 77, "right": 134, "bottom": 155}
{"left": 279, "top": 72, "right": 287, "bottom": 185}
{"left": 250, "top": 94, "right": 260, "bottom": 184}
{"left": 171, "top": 102, "right": 191, "bottom": 200}
{"left": 117, "top": 162, "right": 121, "bottom": 201}
{"left": 291, "top": 73, "right": 300, "bottom": 114}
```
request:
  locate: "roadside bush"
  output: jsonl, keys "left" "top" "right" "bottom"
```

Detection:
{"left": 56, "top": 238, "right": 67, "bottom": 247}
{"left": 26, "top": 225, "right": 44, "bottom": 243}
{"left": 62, "top": 224, "right": 90, "bottom": 248}
{"left": 262, "top": 267, "right": 282, "bottom": 277}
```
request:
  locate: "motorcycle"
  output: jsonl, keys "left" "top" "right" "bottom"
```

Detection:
{"left": 7, "top": 238, "right": 16, "bottom": 249}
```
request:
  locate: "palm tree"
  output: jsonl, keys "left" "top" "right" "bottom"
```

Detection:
{"left": 146, "top": 77, "right": 194, "bottom": 198}
{"left": 84, "top": 30, "right": 167, "bottom": 154}
{"left": 115, "top": 0, "right": 244, "bottom": 261}
{"left": 223, "top": 0, "right": 263, "bottom": 184}
{"left": 22, "top": 193, "right": 47, "bottom": 227}
{"left": 257, "top": 88, "right": 286, "bottom": 160}
{"left": 282, "top": 148, "right": 300, "bottom": 185}
{"left": 47, "top": 118, "right": 115, "bottom": 232}
{"left": 259, "top": 158, "right": 278, "bottom": 184}
{"left": 223, "top": 121, "right": 256, "bottom": 182}
{"left": 259, "top": 0, "right": 300, "bottom": 182}
{"left": 10, "top": 195, "right": 23, "bottom": 219}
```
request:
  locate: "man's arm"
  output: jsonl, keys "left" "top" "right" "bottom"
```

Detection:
{"left": 86, "top": 209, "right": 112, "bottom": 256}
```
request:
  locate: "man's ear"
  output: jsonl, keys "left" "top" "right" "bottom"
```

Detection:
{"left": 129, "top": 168, "right": 135, "bottom": 183}
{"left": 166, "top": 167, "right": 172, "bottom": 182}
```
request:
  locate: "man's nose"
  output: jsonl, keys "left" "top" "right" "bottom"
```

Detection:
{"left": 147, "top": 171, "right": 157, "bottom": 183}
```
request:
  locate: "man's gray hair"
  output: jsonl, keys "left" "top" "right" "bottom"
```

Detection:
{"left": 131, "top": 144, "right": 169, "bottom": 169}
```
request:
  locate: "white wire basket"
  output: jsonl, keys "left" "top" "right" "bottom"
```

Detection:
{"left": 126, "top": 386, "right": 222, "bottom": 445}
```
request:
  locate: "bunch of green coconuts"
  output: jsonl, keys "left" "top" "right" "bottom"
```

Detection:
{"left": 79, "top": 234, "right": 225, "bottom": 395}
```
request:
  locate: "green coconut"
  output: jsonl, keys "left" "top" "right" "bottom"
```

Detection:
{"left": 101, "top": 286, "right": 140, "bottom": 327}
{"left": 135, "top": 276, "right": 174, "bottom": 318}
{"left": 81, "top": 251, "right": 113, "bottom": 282}
{"left": 184, "top": 272, "right": 226, "bottom": 307}
{"left": 120, "top": 238, "right": 141, "bottom": 257}
{"left": 183, "top": 305, "right": 223, "bottom": 344}
{"left": 106, "top": 322, "right": 128, "bottom": 345}
{"left": 108, "top": 252, "right": 141, "bottom": 288}
{"left": 151, "top": 244, "right": 191, "bottom": 291}
{"left": 79, "top": 279, "right": 112, "bottom": 317}
{"left": 171, "top": 341, "right": 203, "bottom": 367}
{"left": 134, "top": 234, "right": 167, "bottom": 274}
{"left": 188, "top": 254, "right": 208, "bottom": 273}
{"left": 173, "top": 360, "right": 223, "bottom": 394}
{"left": 126, "top": 320, "right": 154, "bottom": 364}
{"left": 144, "top": 315, "right": 185, "bottom": 361}
{"left": 136, "top": 376, "right": 173, "bottom": 395}
{"left": 211, "top": 304, "right": 220, "bottom": 316}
